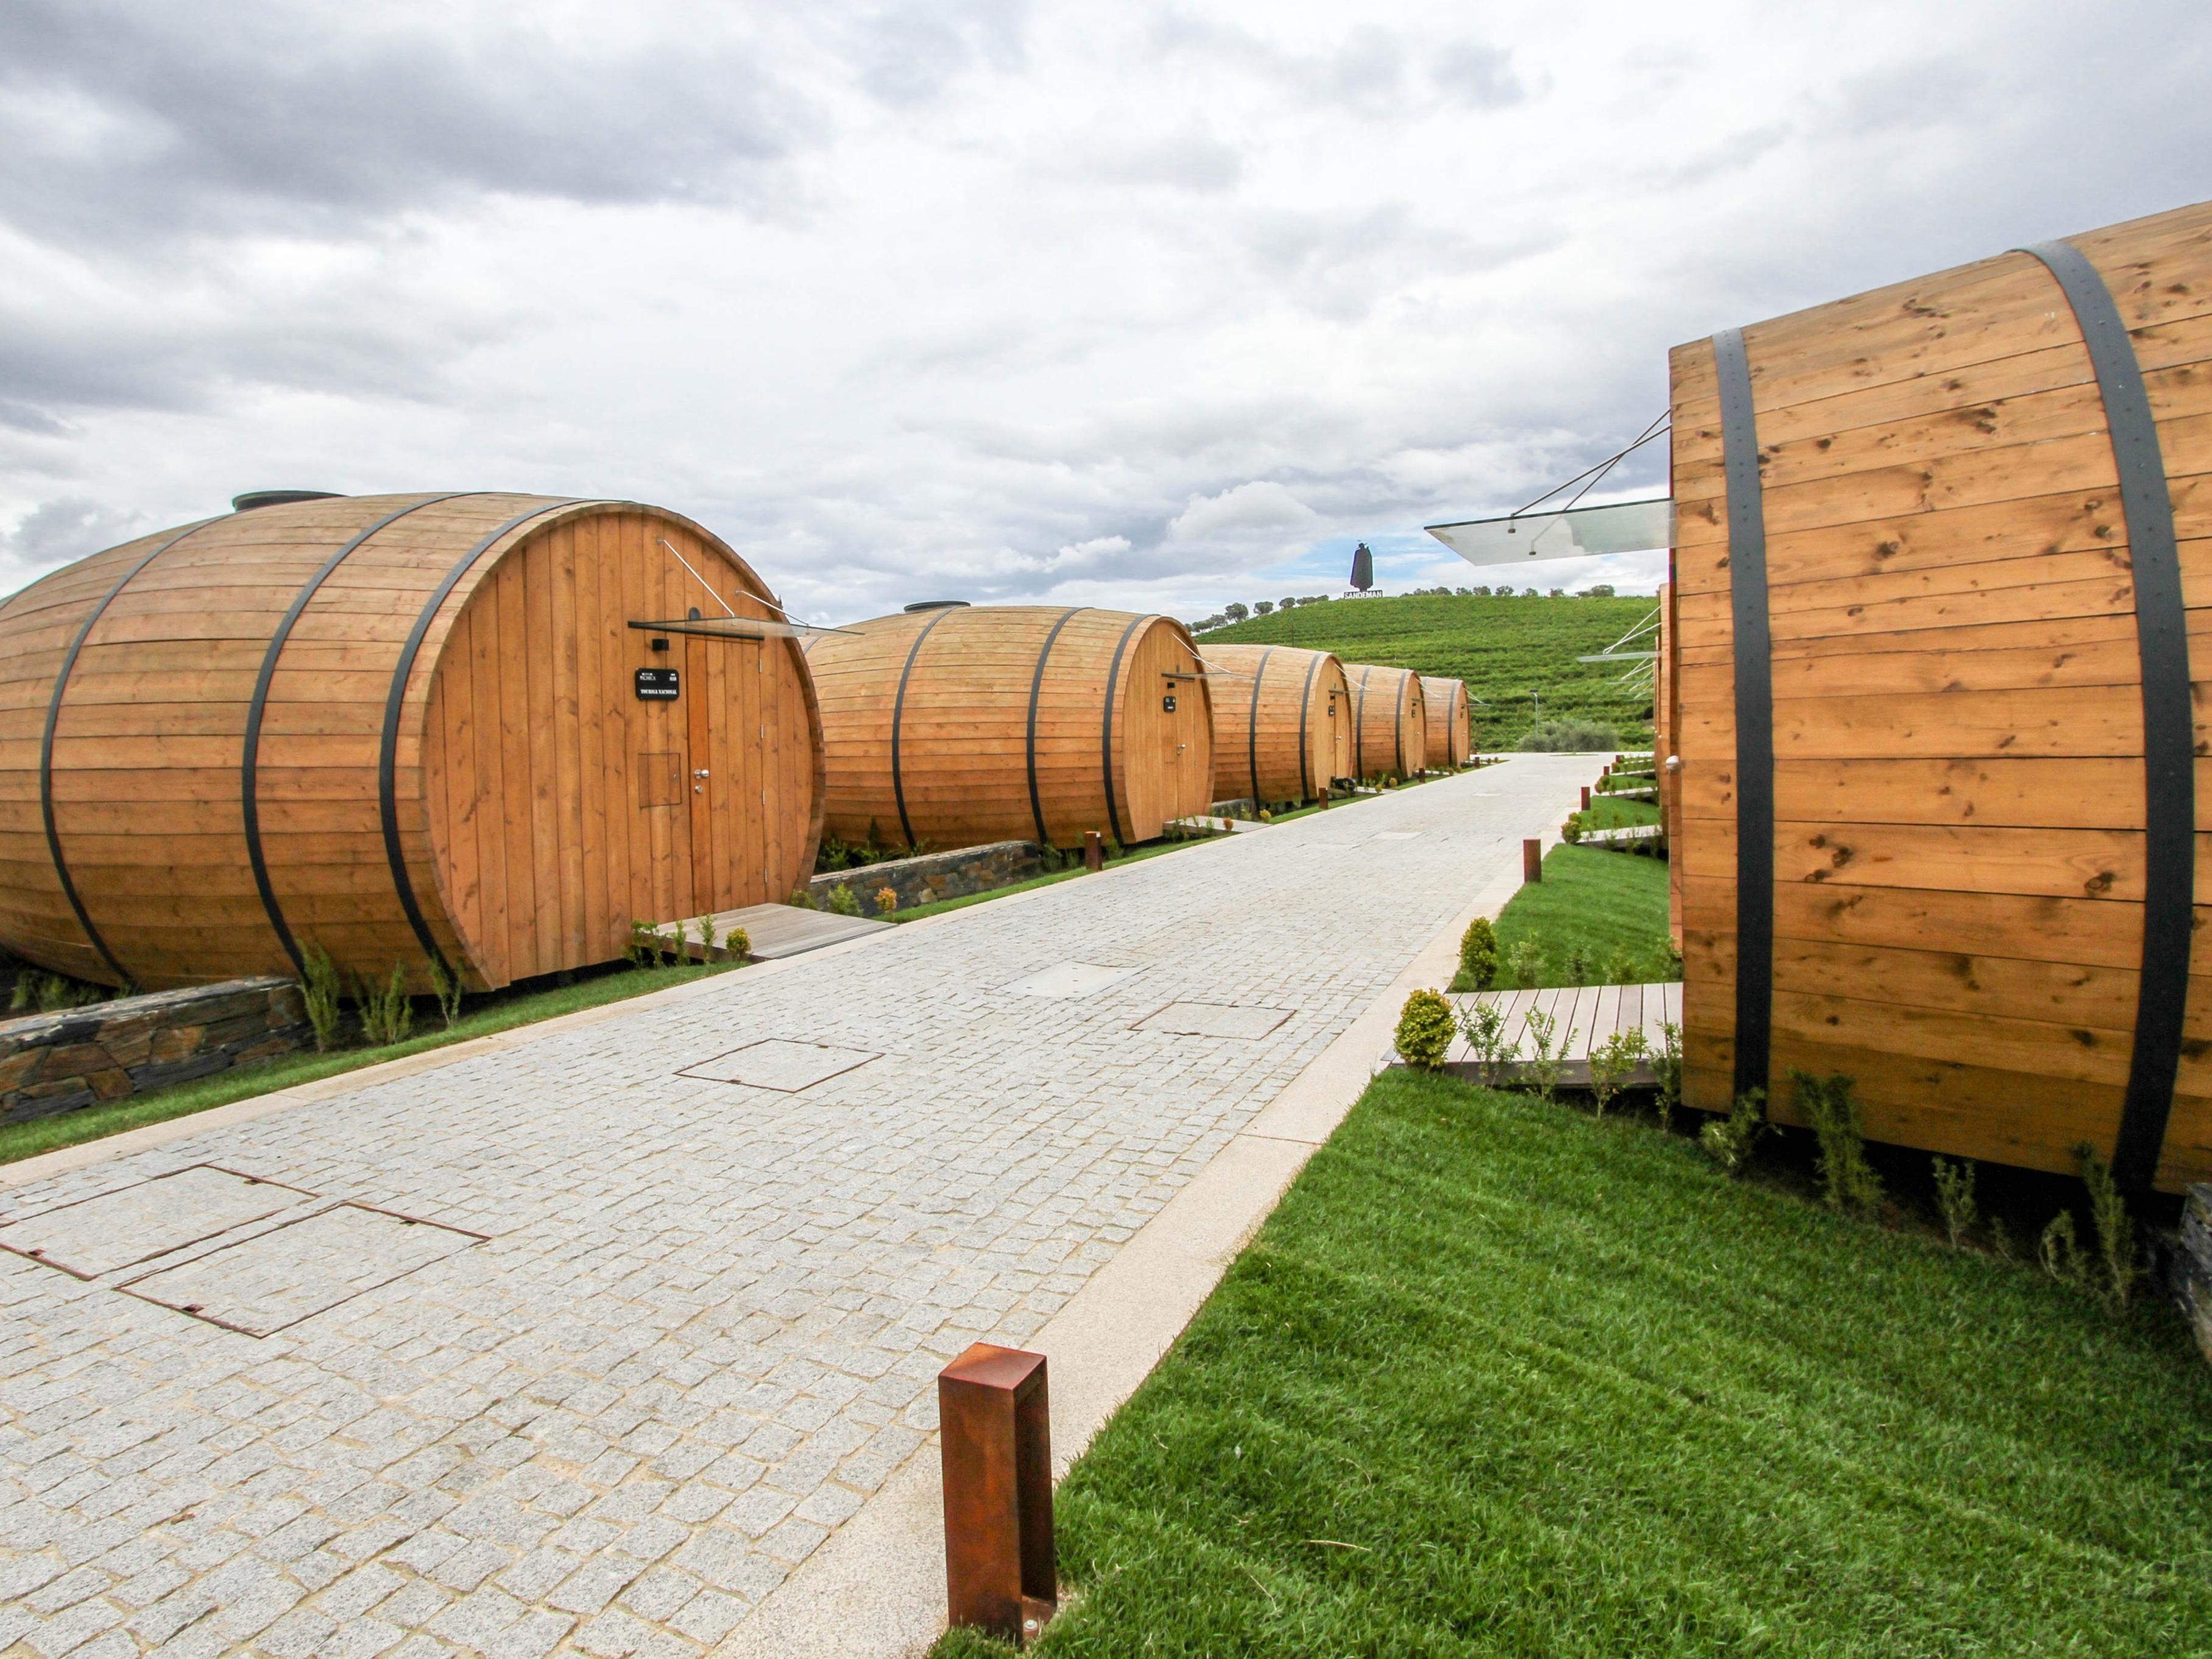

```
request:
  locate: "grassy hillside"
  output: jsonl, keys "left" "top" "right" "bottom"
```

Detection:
{"left": 1197, "top": 593, "right": 1656, "bottom": 750}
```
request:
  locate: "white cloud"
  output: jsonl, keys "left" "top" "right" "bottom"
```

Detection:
{"left": 1, "top": 0, "right": 2207, "bottom": 621}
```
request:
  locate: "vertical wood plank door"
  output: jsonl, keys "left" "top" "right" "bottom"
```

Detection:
{"left": 802, "top": 606, "right": 1214, "bottom": 851}
{"left": 1201, "top": 643, "right": 1352, "bottom": 808}
{"left": 0, "top": 494, "right": 822, "bottom": 993}
{"left": 1672, "top": 195, "right": 2212, "bottom": 1191}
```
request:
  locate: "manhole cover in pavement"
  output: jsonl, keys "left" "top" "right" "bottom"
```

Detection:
{"left": 679, "top": 1039, "right": 880, "bottom": 1091}
{"left": 1005, "top": 962, "right": 1132, "bottom": 999}
{"left": 121, "top": 1203, "right": 482, "bottom": 1337}
{"left": 1135, "top": 1002, "right": 1293, "bottom": 1040}
{"left": 0, "top": 1165, "right": 313, "bottom": 1280}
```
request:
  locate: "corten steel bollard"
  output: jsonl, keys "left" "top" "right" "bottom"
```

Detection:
{"left": 1580, "top": 785, "right": 1591, "bottom": 810}
{"left": 1319, "top": 786, "right": 1330, "bottom": 809}
{"left": 1523, "top": 838, "right": 1542, "bottom": 884}
{"left": 1084, "top": 830, "right": 1104, "bottom": 872}
{"left": 939, "top": 1344, "right": 1055, "bottom": 1646}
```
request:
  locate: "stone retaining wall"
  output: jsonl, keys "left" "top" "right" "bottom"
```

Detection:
{"left": 0, "top": 977, "right": 311, "bottom": 1127}
{"left": 808, "top": 840, "right": 1050, "bottom": 914}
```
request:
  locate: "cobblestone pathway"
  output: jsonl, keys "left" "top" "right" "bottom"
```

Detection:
{"left": 0, "top": 758, "right": 1585, "bottom": 1658}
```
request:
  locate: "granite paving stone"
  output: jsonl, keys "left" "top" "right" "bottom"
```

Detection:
{"left": 0, "top": 760, "right": 1581, "bottom": 1654}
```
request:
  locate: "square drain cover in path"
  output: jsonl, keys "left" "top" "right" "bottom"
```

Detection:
{"left": 1006, "top": 962, "right": 1132, "bottom": 999}
{"left": 1136, "top": 1002, "right": 1293, "bottom": 1040}
{"left": 122, "top": 1204, "right": 480, "bottom": 1337}
{"left": 679, "top": 1039, "right": 878, "bottom": 1091}
{"left": 1370, "top": 831, "right": 1421, "bottom": 841}
{"left": 0, "top": 1165, "right": 311, "bottom": 1280}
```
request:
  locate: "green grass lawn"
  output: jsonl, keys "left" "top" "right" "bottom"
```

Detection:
{"left": 1457, "top": 840, "right": 1675, "bottom": 991}
{"left": 0, "top": 958, "right": 741, "bottom": 1165}
{"left": 949, "top": 1069, "right": 2212, "bottom": 1659}
{"left": 1198, "top": 593, "right": 1656, "bottom": 750}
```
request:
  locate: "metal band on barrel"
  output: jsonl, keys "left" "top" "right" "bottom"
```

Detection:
{"left": 890, "top": 606, "right": 956, "bottom": 851}
{"left": 245, "top": 494, "right": 471, "bottom": 974}
{"left": 380, "top": 501, "right": 585, "bottom": 977}
{"left": 1296, "top": 652, "right": 1321, "bottom": 799}
{"left": 1098, "top": 615, "right": 1148, "bottom": 847}
{"left": 1247, "top": 647, "right": 1274, "bottom": 804}
{"left": 1712, "top": 327, "right": 1775, "bottom": 1105}
{"left": 1025, "top": 609, "right": 1085, "bottom": 847}
{"left": 41, "top": 518, "right": 225, "bottom": 986}
{"left": 2021, "top": 239, "right": 2191, "bottom": 1188}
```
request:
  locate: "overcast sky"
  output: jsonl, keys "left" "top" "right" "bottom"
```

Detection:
{"left": 3, "top": 1, "right": 2207, "bottom": 622}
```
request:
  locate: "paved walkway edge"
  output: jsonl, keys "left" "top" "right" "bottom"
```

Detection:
{"left": 715, "top": 823, "right": 1560, "bottom": 1659}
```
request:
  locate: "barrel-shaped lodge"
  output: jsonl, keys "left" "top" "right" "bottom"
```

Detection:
{"left": 1344, "top": 663, "right": 1427, "bottom": 783}
{"left": 0, "top": 493, "right": 823, "bottom": 993}
{"left": 802, "top": 604, "right": 1214, "bottom": 850}
{"left": 1421, "top": 676, "right": 1473, "bottom": 769}
{"left": 1202, "top": 643, "right": 1352, "bottom": 807}
{"left": 1666, "top": 196, "right": 2212, "bottom": 1192}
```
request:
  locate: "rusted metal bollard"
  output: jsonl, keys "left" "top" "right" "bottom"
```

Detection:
{"left": 940, "top": 1344, "right": 1056, "bottom": 1646}
{"left": 1083, "top": 830, "right": 1104, "bottom": 872}
{"left": 1580, "top": 785, "right": 1591, "bottom": 809}
{"left": 1523, "top": 837, "right": 1542, "bottom": 884}
{"left": 1318, "top": 786, "right": 1330, "bottom": 809}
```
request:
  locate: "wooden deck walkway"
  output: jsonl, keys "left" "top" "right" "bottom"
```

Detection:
{"left": 1580, "top": 823, "right": 1665, "bottom": 851}
{"left": 1436, "top": 982, "right": 1681, "bottom": 1087}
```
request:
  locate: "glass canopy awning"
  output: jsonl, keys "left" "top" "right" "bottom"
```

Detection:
{"left": 1424, "top": 496, "right": 1675, "bottom": 569}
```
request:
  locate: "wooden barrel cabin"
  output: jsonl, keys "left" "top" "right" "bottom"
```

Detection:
{"left": 1201, "top": 643, "right": 1352, "bottom": 808}
{"left": 1421, "top": 676, "right": 1474, "bottom": 769}
{"left": 0, "top": 492, "right": 824, "bottom": 993}
{"left": 1343, "top": 663, "right": 1428, "bottom": 783}
{"left": 800, "top": 604, "right": 1214, "bottom": 850}
{"left": 1667, "top": 196, "right": 2212, "bottom": 1192}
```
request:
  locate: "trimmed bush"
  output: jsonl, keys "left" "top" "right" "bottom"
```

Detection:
{"left": 1394, "top": 989, "right": 1457, "bottom": 1071}
{"left": 1458, "top": 917, "right": 1499, "bottom": 990}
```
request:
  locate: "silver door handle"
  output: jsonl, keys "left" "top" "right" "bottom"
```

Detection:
{"left": 694, "top": 769, "right": 710, "bottom": 778}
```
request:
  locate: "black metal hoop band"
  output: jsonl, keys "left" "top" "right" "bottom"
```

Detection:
{"left": 1246, "top": 647, "right": 1274, "bottom": 804}
{"left": 1296, "top": 651, "right": 1322, "bottom": 798}
{"left": 890, "top": 605, "right": 956, "bottom": 851}
{"left": 1025, "top": 609, "right": 1084, "bottom": 846}
{"left": 1712, "top": 326, "right": 1775, "bottom": 1105}
{"left": 1098, "top": 614, "right": 1148, "bottom": 847}
{"left": 2020, "top": 239, "right": 2191, "bottom": 1188}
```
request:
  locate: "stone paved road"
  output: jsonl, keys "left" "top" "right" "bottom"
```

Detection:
{"left": 0, "top": 758, "right": 1585, "bottom": 1658}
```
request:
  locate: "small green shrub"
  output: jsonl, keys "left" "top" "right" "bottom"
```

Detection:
{"left": 2074, "top": 1141, "right": 2140, "bottom": 1309}
{"left": 1457, "top": 999, "right": 1511, "bottom": 1084}
{"left": 1561, "top": 812, "right": 1585, "bottom": 844}
{"left": 9, "top": 971, "right": 103, "bottom": 1014}
{"left": 726, "top": 926, "right": 752, "bottom": 960}
{"left": 1587, "top": 1027, "right": 1647, "bottom": 1118}
{"left": 1652, "top": 1020, "right": 1682, "bottom": 1130}
{"left": 355, "top": 965, "right": 414, "bottom": 1048}
{"left": 1700, "top": 1088, "right": 1769, "bottom": 1175}
{"left": 300, "top": 944, "right": 345, "bottom": 1052}
{"left": 1790, "top": 1069, "right": 1883, "bottom": 1217}
{"left": 789, "top": 888, "right": 814, "bottom": 909}
{"left": 1457, "top": 917, "right": 1499, "bottom": 990}
{"left": 1394, "top": 990, "right": 1457, "bottom": 1072}
{"left": 1931, "top": 1156, "right": 1977, "bottom": 1249}
{"left": 827, "top": 884, "right": 863, "bottom": 917}
{"left": 2040, "top": 1211, "right": 2088, "bottom": 1290}
{"left": 1524, "top": 1008, "right": 1569, "bottom": 1103}
{"left": 426, "top": 956, "right": 464, "bottom": 1030}
{"left": 1507, "top": 936, "right": 1546, "bottom": 990}
{"left": 874, "top": 886, "right": 899, "bottom": 917}
{"left": 697, "top": 915, "right": 721, "bottom": 956}
{"left": 1518, "top": 717, "right": 1619, "bottom": 753}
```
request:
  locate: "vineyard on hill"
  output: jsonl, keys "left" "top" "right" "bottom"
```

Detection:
{"left": 1195, "top": 593, "right": 1658, "bottom": 750}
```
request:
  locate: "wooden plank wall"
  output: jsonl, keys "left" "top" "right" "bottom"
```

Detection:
{"left": 1672, "top": 198, "right": 2212, "bottom": 1188}
{"left": 1203, "top": 643, "right": 1348, "bottom": 806}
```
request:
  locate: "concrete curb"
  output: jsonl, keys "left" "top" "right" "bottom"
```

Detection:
{"left": 713, "top": 801, "right": 1565, "bottom": 1658}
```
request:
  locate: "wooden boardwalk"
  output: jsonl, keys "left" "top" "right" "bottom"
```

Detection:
{"left": 1580, "top": 823, "right": 1665, "bottom": 851}
{"left": 1438, "top": 982, "right": 1682, "bottom": 1087}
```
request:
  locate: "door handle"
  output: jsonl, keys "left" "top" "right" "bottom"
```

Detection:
{"left": 693, "top": 769, "right": 710, "bottom": 778}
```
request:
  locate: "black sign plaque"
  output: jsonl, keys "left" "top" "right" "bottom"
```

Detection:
{"left": 635, "top": 667, "right": 680, "bottom": 700}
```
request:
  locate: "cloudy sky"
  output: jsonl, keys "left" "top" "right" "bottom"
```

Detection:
{"left": 3, "top": 1, "right": 2208, "bottom": 623}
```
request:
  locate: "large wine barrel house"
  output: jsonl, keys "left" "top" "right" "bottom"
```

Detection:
{"left": 1201, "top": 643, "right": 1353, "bottom": 807}
{"left": 1343, "top": 663, "right": 1428, "bottom": 783}
{"left": 0, "top": 492, "right": 824, "bottom": 993}
{"left": 1421, "top": 676, "right": 1474, "bottom": 769}
{"left": 802, "top": 603, "right": 1214, "bottom": 851}
{"left": 1666, "top": 197, "right": 2212, "bottom": 1191}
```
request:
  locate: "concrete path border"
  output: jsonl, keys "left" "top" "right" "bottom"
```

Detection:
{"left": 714, "top": 823, "right": 1561, "bottom": 1658}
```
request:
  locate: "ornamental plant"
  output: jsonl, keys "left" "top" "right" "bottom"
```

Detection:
{"left": 1457, "top": 917, "right": 1499, "bottom": 991}
{"left": 1394, "top": 990, "right": 1457, "bottom": 1071}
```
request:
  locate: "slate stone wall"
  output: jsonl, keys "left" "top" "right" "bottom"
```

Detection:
{"left": 808, "top": 840, "right": 1050, "bottom": 915}
{"left": 2175, "top": 1184, "right": 2212, "bottom": 1368}
{"left": 0, "top": 977, "right": 310, "bottom": 1126}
